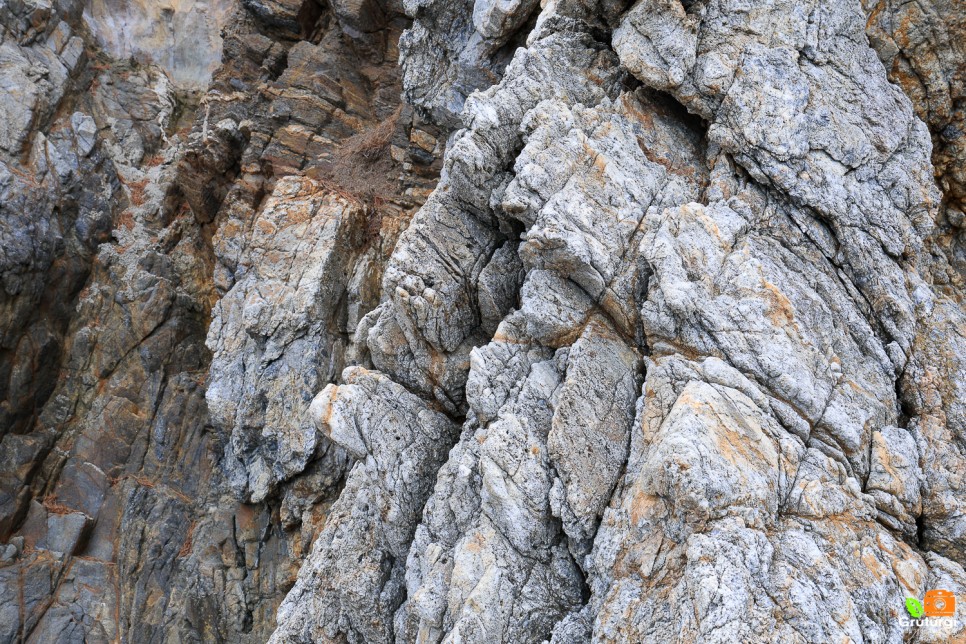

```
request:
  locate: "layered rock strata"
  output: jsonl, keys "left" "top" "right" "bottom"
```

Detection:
{"left": 0, "top": 0, "right": 442, "bottom": 640}
{"left": 1, "top": 0, "right": 966, "bottom": 642}
{"left": 273, "top": 0, "right": 966, "bottom": 642}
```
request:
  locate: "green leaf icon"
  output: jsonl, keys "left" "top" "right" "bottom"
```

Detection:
{"left": 906, "top": 597, "right": 925, "bottom": 618}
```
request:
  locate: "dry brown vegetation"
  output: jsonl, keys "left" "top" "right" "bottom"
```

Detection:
{"left": 41, "top": 495, "right": 75, "bottom": 516}
{"left": 117, "top": 174, "right": 150, "bottom": 207}
{"left": 308, "top": 106, "right": 402, "bottom": 206}
{"left": 341, "top": 105, "right": 401, "bottom": 162}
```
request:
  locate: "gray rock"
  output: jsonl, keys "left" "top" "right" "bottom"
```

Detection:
{"left": 4, "top": 0, "right": 966, "bottom": 642}
{"left": 82, "top": 0, "right": 233, "bottom": 89}
{"left": 206, "top": 177, "right": 367, "bottom": 502}
{"left": 271, "top": 367, "right": 460, "bottom": 643}
{"left": 69, "top": 111, "right": 96, "bottom": 156}
{"left": 271, "top": 0, "right": 966, "bottom": 640}
{"left": 548, "top": 316, "right": 641, "bottom": 545}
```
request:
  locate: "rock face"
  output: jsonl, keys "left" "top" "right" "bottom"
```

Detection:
{"left": 0, "top": 0, "right": 440, "bottom": 640}
{"left": 83, "top": 0, "right": 235, "bottom": 89}
{"left": 2, "top": 0, "right": 966, "bottom": 642}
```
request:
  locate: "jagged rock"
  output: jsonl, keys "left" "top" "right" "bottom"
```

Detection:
{"left": 615, "top": 0, "right": 940, "bottom": 348}
{"left": 0, "top": 0, "right": 441, "bottom": 641}
{"left": 240, "top": 0, "right": 310, "bottom": 34}
{"left": 867, "top": 425, "right": 922, "bottom": 536}
{"left": 4, "top": 0, "right": 966, "bottom": 642}
{"left": 0, "top": 6, "right": 83, "bottom": 154}
{"left": 207, "top": 177, "right": 366, "bottom": 502}
{"left": 864, "top": 0, "right": 966, "bottom": 221}
{"left": 548, "top": 316, "right": 641, "bottom": 545}
{"left": 365, "top": 21, "right": 624, "bottom": 414}
{"left": 283, "top": 0, "right": 966, "bottom": 641}
{"left": 398, "top": 0, "right": 536, "bottom": 127}
{"left": 271, "top": 366, "right": 460, "bottom": 643}
{"left": 396, "top": 330, "right": 585, "bottom": 643}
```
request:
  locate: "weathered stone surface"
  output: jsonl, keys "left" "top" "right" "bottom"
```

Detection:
{"left": 278, "top": 0, "right": 966, "bottom": 641}
{"left": 548, "top": 317, "right": 641, "bottom": 544}
{"left": 864, "top": 0, "right": 966, "bottom": 232}
{"left": 4, "top": 0, "right": 966, "bottom": 642}
{"left": 270, "top": 367, "right": 460, "bottom": 643}
{"left": 83, "top": 0, "right": 234, "bottom": 89}
{"left": 398, "top": 0, "right": 539, "bottom": 127}
{"left": 207, "top": 178, "right": 366, "bottom": 502}
{"left": 614, "top": 0, "right": 940, "bottom": 349}
{"left": 0, "top": 0, "right": 443, "bottom": 641}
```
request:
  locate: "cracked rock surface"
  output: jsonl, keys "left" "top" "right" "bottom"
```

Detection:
{"left": 2, "top": 0, "right": 966, "bottom": 642}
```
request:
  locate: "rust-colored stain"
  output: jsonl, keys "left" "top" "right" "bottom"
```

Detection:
{"left": 761, "top": 278, "right": 797, "bottom": 327}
